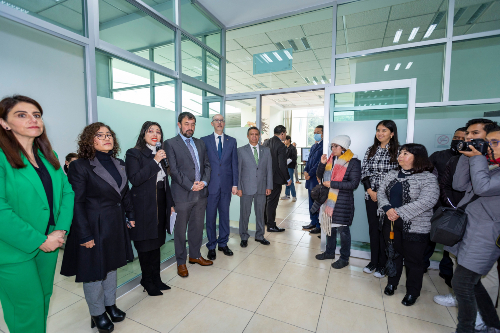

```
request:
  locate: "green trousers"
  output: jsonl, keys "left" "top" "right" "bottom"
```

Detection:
{"left": 0, "top": 242, "right": 59, "bottom": 333}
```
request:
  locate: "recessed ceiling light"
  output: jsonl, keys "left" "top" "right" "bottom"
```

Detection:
{"left": 275, "top": 42, "right": 285, "bottom": 50}
{"left": 384, "top": 64, "right": 390, "bottom": 71}
{"left": 393, "top": 29, "right": 403, "bottom": 43}
{"left": 408, "top": 27, "right": 419, "bottom": 41}
{"left": 288, "top": 39, "right": 299, "bottom": 51}
{"left": 283, "top": 50, "right": 293, "bottom": 59}
{"left": 424, "top": 24, "right": 436, "bottom": 38}
{"left": 405, "top": 62, "right": 413, "bottom": 69}
{"left": 394, "top": 63, "right": 401, "bottom": 70}
{"left": 262, "top": 54, "right": 273, "bottom": 63}
{"left": 272, "top": 52, "right": 283, "bottom": 61}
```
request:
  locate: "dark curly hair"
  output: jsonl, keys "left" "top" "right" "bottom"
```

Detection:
{"left": 77, "top": 122, "right": 120, "bottom": 160}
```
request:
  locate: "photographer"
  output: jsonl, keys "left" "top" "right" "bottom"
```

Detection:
{"left": 447, "top": 123, "right": 500, "bottom": 333}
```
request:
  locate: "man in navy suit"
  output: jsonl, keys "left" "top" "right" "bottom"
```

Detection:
{"left": 302, "top": 125, "right": 323, "bottom": 234}
{"left": 201, "top": 114, "right": 238, "bottom": 260}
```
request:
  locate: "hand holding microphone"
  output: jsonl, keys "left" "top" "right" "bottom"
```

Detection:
{"left": 155, "top": 142, "right": 168, "bottom": 169}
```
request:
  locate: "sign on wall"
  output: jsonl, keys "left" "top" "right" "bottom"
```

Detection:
{"left": 253, "top": 48, "right": 293, "bottom": 75}
{"left": 435, "top": 134, "right": 451, "bottom": 148}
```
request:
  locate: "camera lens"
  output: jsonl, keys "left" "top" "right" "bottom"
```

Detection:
{"left": 457, "top": 141, "right": 465, "bottom": 151}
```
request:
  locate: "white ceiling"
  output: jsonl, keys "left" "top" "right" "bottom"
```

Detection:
{"left": 198, "top": 0, "right": 333, "bottom": 28}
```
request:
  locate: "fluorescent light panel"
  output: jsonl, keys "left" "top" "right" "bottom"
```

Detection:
{"left": 393, "top": 29, "right": 403, "bottom": 43}
{"left": 272, "top": 52, "right": 283, "bottom": 61}
{"left": 394, "top": 63, "right": 401, "bottom": 70}
{"left": 405, "top": 62, "right": 413, "bottom": 69}
{"left": 384, "top": 64, "right": 390, "bottom": 71}
{"left": 262, "top": 54, "right": 273, "bottom": 63}
{"left": 283, "top": 50, "right": 293, "bottom": 59}
{"left": 424, "top": 24, "right": 436, "bottom": 38}
{"left": 408, "top": 27, "right": 419, "bottom": 41}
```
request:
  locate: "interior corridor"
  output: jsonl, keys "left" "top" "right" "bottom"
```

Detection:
{"left": 0, "top": 185, "right": 472, "bottom": 333}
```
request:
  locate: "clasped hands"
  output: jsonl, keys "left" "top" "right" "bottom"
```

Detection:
{"left": 39, "top": 230, "right": 66, "bottom": 252}
{"left": 386, "top": 208, "right": 400, "bottom": 221}
{"left": 192, "top": 181, "right": 205, "bottom": 192}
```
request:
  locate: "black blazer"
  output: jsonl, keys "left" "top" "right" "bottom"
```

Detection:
{"left": 61, "top": 157, "right": 134, "bottom": 283}
{"left": 267, "top": 136, "right": 289, "bottom": 185}
{"left": 287, "top": 144, "right": 298, "bottom": 169}
{"left": 125, "top": 147, "right": 175, "bottom": 238}
{"left": 163, "top": 135, "right": 211, "bottom": 203}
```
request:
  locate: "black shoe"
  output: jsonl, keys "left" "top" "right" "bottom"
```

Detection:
{"left": 207, "top": 249, "right": 216, "bottom": 260}
{"left": 91, "top": 313, "right": 114, "bottom": 333}
{"left": 240, "top": 240, "right": 248, "bottom": 248}
{"left": 140, "top": 279, "right": 163, "bottom": 296}
{"left": 332, "top": 259, "right": 349, "bottom": 269}
{"left": 317, "top": 235, "right": 321, "bottom": 239}
{"left": 384, "top": 284, "right": 397, "bottom": 296}
{"left": 401, "top": 294, "right": 418, "bottom": 306}
{"left": 315, "top": 252, "right": 336, "bottom": 260}
{"left": 309, "top": 227, "right": 321, "bottom": 234}
{"left": 302, "top": 223, "right": 315, "bottom": 229}
{"left": 267, "top": 226, "right": 285, "bottom": 232}
{"left": 218, "top": 246, "right": 234, "bottom": 256}
{"left": 105, "top": 305, "right": 125, "bottom": 323}
{"left": 256, "top": 238, "right": 271, "bottom": 245}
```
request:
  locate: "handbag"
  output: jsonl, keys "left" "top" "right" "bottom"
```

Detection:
{"left": 310, "top": 184, "right": 329, "bottom": 205}
{"left": 430, "top": 194, "right": 480, "bottom": 246}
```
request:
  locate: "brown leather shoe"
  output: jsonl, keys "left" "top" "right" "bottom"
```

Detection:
{"left": 177, "top": 264, "right": 189, "bottom": 277}
{"left": 188, "top": 256, "right": 213, "bottom": 266}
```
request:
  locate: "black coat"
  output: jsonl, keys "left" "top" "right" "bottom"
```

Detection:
{"left": 267, "top": 136, "right": 289, "bottom": 185}
{"left": 287, "top": 144, "right": 298, "bottom": 169}
{"left": 61, "top": 157, "right": 134, "bottom": 283}
{"left": 125, "top": 147, "right": 174, "bottom": 240}
{"left": 317, "top": 157, "right": 362, "bottom": 226}
{"left": 440, "top": 155, "right": 465, "bottom": 208}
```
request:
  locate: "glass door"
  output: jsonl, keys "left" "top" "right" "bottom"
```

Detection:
{"left": 322, "top": 79, "right": 416, "bottom": 258}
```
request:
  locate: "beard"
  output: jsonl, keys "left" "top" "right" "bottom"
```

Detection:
{"left": 182, "top": 129, "right": 194, "bottom": 138}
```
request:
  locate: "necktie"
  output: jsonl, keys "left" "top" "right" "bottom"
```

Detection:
{"left": 185, "top": 139, "right": 201, "bottom": 182}
{"left": 253, "top": 147, "right": 258, "bottom": 164}
{"left": 217, "top": 136, "right": 222, "bottom": 160}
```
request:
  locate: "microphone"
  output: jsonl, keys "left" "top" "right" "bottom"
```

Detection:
{"left": 155, "top": 142, "right": 168, "bottom": 169}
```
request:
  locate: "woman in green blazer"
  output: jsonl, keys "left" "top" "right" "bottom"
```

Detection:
{"left": 0, "top": 95, "right": 74, "bottom": 333}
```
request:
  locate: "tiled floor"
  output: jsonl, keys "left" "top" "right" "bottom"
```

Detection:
{"left": 0, "top": 185, "right": 471, "bottom": 333}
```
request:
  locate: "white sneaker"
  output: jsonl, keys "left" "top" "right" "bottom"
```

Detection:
{"left": 433, "top": 293, "right": 457, "bottom": 307}
{"left": 476, "top": 311, "right": 488, "bottom": 332}
{"left": 280, "top": 196, "right": 290, "bottom": 200}
{"left": 373, "top": 267, "right": 386, "bottom": 278}
{"left": 292, "top": 197, "right": 297, "bottom": 202}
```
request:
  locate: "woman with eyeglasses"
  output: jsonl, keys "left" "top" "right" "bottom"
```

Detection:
{"left": 0, "top": 95, "right": 74, "bottom": 333}
{"left": 314, "top": 135, "right": 361, "bottom": 269}
{"left": 61, "top": 122, "right": 135, "bottom": 333}
{"left": 377, "top": 144, "right": 439, "bottom": 307}
{"left": 447, "top": 124, "right": 500, "bottom": 333}
{"left": 125, "top": 121, "right": 174, "bottom": 296}
{"left": 361, "top": 120, "right": 400, "bottom": 278}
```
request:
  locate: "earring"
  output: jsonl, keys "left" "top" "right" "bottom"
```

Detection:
{"left": 5, "top": 127, "right": 9, "bottom": 130}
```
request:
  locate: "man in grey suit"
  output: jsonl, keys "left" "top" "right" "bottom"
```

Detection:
{"left": 237, "top": 127, "right": 273, "bottom": 247}
{"left": 164, "top": 112, "right": 213, "bottom": 278}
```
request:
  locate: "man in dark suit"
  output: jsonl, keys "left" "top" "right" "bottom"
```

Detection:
{"left": 303, "top": 125, "right": 323, "bottom": 234}
{"left": 201, "top": 114, "right": 238, "bottom": 260}
{"left": 164, "top": 112, "right": 213, "bottom": 278}
{"left": 265, "top": 125, "right": 291, "bottom": 232}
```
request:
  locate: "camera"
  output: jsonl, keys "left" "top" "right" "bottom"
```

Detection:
{"left": 457, "top": 139, "right": 489, "bottom": 155}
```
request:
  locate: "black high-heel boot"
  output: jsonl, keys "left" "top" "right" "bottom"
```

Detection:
{"left": 105, "top": 304, "right": 126, "bottom": 322}
{"left": 138, "top": 251, "right": 163, "bottom": 296}
{"left": 152, "top": 248, "right": 171, "bottom": 291}
{"left": 91, "top": 313, "right": 114, "bottom": 333}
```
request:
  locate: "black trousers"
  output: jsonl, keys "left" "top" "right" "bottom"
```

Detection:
{"left": 453, "top": 264, "right": 500, "bottom": 333}
{"left": 365, "top": 198, "right": 386, "bottom": 268}
{"left": 382, "top": 217, "right": 427, "bottom": 297}
{"left": 266, "top": 182, "right": 282, "bottom": 228}
{"left": 423, "top": 241, "right": 454, "bottom": 281}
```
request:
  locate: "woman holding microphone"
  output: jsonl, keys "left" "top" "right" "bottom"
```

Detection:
{"left": 0, "top": 95, "right": 74, "bottom": 333}
{"left": 61, "top": 122, "right": 134, "bottom": 333}
{"left": 126, "top": 121, "right": 175, "bottom": 296}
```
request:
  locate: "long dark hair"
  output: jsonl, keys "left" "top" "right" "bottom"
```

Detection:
{"left": 367, "top": 120, "right": 399, "bottom": 163}
{"left": 399, "top": 143, "right": 434, "bottom": 173}
{"left": 134, "top": 121, "right": 164, "bottom": 150}
{"left": 77, "top": 122, "right": 120, "bottom": 160}
{"left": 0, "top": 95, "right": 60, "bottom": 169}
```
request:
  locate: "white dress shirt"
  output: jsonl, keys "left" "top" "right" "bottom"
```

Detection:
{"left": 249, "top": 143, "right": 259, "bottom": 159}
{"left": 214, "top": 132, "right": 224, "bottom": 149}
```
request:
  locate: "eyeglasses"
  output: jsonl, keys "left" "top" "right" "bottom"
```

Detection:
{"left": 95, "top": 133, "right": 113, "bottom": 140}
{"left": 488, "top": 140, "right": 499, "bottom": 148}
{"left": 212, "top": 119, "right": 225, "bottom": 124}
{"left": 331, "top": 144, "right": 340, "bottom": 149}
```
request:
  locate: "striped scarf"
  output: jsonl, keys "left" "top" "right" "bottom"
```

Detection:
{"left": 321, "top": 149, "right": 354, "bottom": 236}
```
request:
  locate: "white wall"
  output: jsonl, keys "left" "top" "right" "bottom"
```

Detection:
{"left": 0, "top": 17, "right": 87, "bottom": 164}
